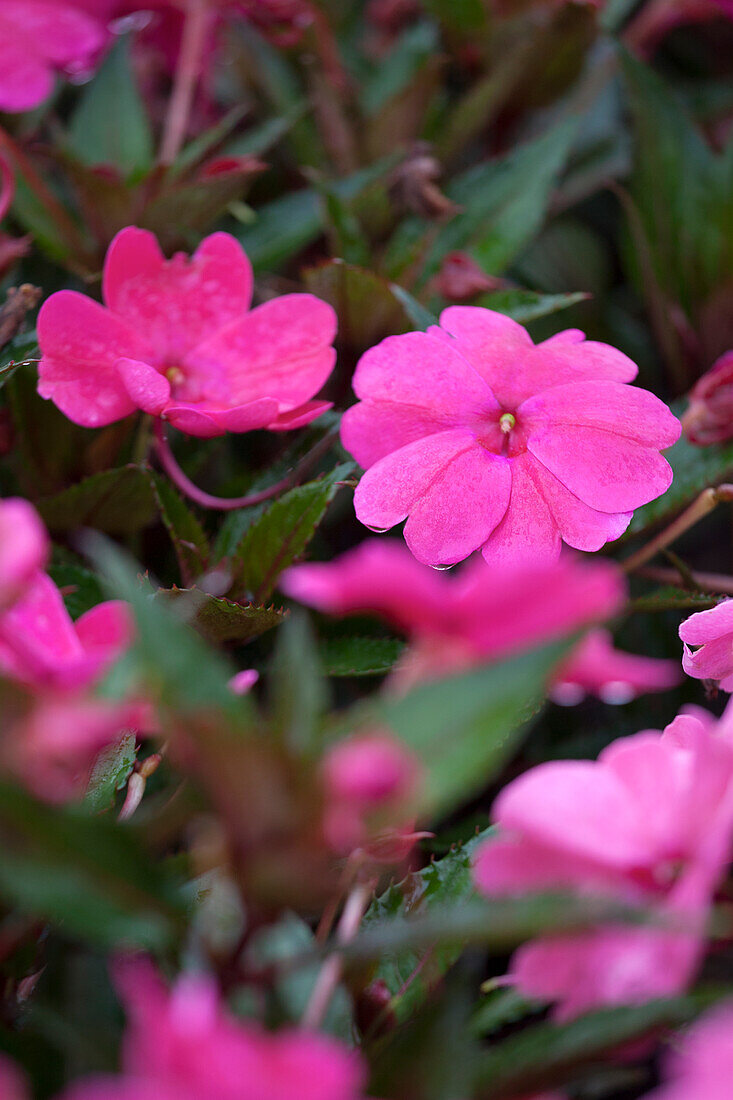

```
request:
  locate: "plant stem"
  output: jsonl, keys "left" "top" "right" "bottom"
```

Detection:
{"left": 159, "top": 0, "right": 210, "bottom": 165}
{"left": 302, "top": 880, "right": 373, "bottom": 1030}
{"left": 622, "top": 485, "right": 733, "bottom": 574}
{"left": 153, "top": 418, "right": 338, "bottom": 511}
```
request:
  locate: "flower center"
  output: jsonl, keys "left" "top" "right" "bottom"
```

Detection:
{"left": 499, "top": 412, "right": 516, "bottom": 434}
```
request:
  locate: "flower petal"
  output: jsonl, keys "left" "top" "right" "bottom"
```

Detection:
{"left": 527, "top": 426, "right": 674, "bottom": 513}
{"left": 679, "top": 600, "right": 733, "bottom": 646}
{"left": 521, "top": 380, "right": 681, "bottom": 448}
{"left": 480, "top": 453, "right": 561, "bottom": 567}
{"left": 103, "top": 229, "right": 254, "bottom": 363}
{"left": 37, "top": 292, "right": 151, "bottom": 427}
{"left": 117, "top": 357, "right": 171, "bottom": 416}
{"left": 528, "top": 459, "right": 633, "bottom": 552}
{"left": 163, "top": 398, "right": 279, "bottom": 438}
{"left": 187, "top": 294, "right": 337, "bottom": 409}
{"left": 268, "top": 400, "right": 333, "bottom": 431}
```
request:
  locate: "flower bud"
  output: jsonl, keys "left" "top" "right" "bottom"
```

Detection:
{"left": 682, "top": 351, "right": 733, "bottom": 446}
{"left": 435, "top": 252, "right": 502, "bottom": 302}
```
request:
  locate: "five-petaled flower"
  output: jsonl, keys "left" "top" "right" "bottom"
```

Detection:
{"left": 37, "top": 227, "right": 338, "bottom": 439}
{"left": 340, "top": 308, "right": 680, "bottom": 566}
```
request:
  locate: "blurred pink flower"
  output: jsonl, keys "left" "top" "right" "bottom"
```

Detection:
{"left": 645, "top": 999, "right": 733, "bottom": 1100}
{"left": 0, "top": 0, "right": 108, "bottom": 112}
{"left": 0, "top": 571, "right": 132, "bottom": 692}
{"left": 321, "top": 730, "right": 424, "bottom": 857}
{"left": 340, "top": 308, "right": 680, "bottom": 566}
{"left": 282, "top": 539, "right": 625, "bottom": 687}
{"left": 679, "top": 599, "right": 733, "bottom": 691}
{"left": 4, "top": 695, "right": 149, "bottom": 803}
{"left": 37, "top": 227, "right": 337, "bottom": 438}
{"left": 228, "top": 668, "right": 259, "bottom": 694}
{"left": 473, "top": 706, "right": 733, "bottom": 1019}
{"left": 59, "top": 957, "right": 368, "bottom": 1100}
{"left": 0, "top": 1055, "right": 28, "bottom": 1100}
{"left": 551, "top": 628, "right": 682, "bottom": 706}
{"left": 0, "top": 498, "right": 49, "bottom": 612}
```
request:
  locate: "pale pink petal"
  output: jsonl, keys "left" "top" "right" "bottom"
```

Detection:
{"left": 117, "top": 357, "right": 171, "bottom": 416}
{"left": 520, "top": 380, "right": 681, "bottom": 448}
{"left": 0, "top": 499, "right": 49, "bottom": 610}
{"left": 473, "top": 836, "right": 625, "bottom": 897}
{"left": 0, "top": 42, "right": 54, "bottom": 111}
{"left": 0, "top": 571, "right": 83, "bottom": 685}
{"left": 494, "top": 761, "right": 649, "bottom": 866}
{"left": 341, "top": 400, "right": 471, "bottom": 468}
{"left": 403, "top": 444, "right": 512, "bottom": 565}
{"left": 683, "top": 635, "right": 733, "bottom": 683}
{"left": 104, "top": 230, "right": 254, "bottom": 363}
{"left": 164, "top": 398, "right": 279, "bottom": 438}
{"left": 186, "top": 294, "right": 337, "bottom": 409}
{"left": 528, "top": 460, "right": 633, "bottom": 552}
{"left": 555, "top": 630, "right": 681, "bottom": 703}
{"left": 75, "top": 600, "right": 134, "bottom": 659}
{"left": 527, "top": 426, "right": 674, "bottom": 513}
{"left": 679, "top": 599, "right": 733, "bottom": 646}
{"left": 268, "top": 400, "right": 333, "bottom": 430}
{"left": 436, "top": 306, "right": 532, "bottom": 398}
{"left": 229, "top": 669, "right": 259, "bottom": 694}
{"left": 38, "top": 292, "right": 153, "bottom": 427}
{"left": 480, "top": 453, "right": 561, "bottom": 566}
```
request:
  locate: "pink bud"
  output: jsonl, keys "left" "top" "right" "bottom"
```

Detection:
{"left": 322, "top": 732, "right": 418, "bottom": 807}
{"left": 435, "top": 252, "right": 501, "bottom": 302}
{"left": 682, "top": 350, "right": 733, "bottom": 446}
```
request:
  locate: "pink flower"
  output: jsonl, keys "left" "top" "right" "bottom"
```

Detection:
{"left": 321, "top": 730, "right": 424, "bottom": 857}
{"left": 340, "top": 308, "right": 680, "bottom": 566}
{"left": 0, "top": 1, "right": 107, "bottom": 113}
{"left": 0, "top": 1055, "right": 28, "bottom": 1100}
{"left": 645, "top": 1000, "right": 733, "bottom": 1100}
{"left": 551, "top": 628, "right": 682, "bottom": 705}
{"left": 37, "top": 227, "right": 337, "bottom": 438}
{"left": 0, "top": 571, "right": 132, "bottom": 692}
{"left": 0, "top": 498, "right": 49, "bottom": 612}
{"left": 59, "top": 957, "right": 368, "bottom": 1100}
{"left": 3, "top": 695, "right": 149, "bottom": 803}
{"left": 473, "top": 707, "right": 733, "bottom": 1019}
{"left": 682, "top": 350, "right": 733, "bottom": 446}
{"left": 228, "top": 668, "right": 259, "bottom": 694}
{"left": 679, "top": 599, "right": 733, "bottom": 691}
{"left": 282, "top": 539, "right": 625, "bottom": 685}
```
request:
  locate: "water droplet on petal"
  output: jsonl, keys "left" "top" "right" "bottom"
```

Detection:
{"left": 363, "top": 524, "right": 391, "bottom": 534}
{"left": 430, "top": 562, "right": 455, "bottom": 572}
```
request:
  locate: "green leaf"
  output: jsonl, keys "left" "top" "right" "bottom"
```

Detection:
{"left": 362, "top": 827, "right": 494, "bottom": 1022}
{"left": 389, "top": 284, "right": 439, "bottom": 331}
{"left": 48, "top": 554, "right": 104, "bottom": 619}
{"left": 474, "top": 994, "right": 723, "bottom": 1097}
{"left": 36, "top": 465, "right": 157, "bottom": 535}
{"left": 422, "top": 0, "right": 486, "bottom": 31}
{"left": 67, "top": 37, "right": 153, "bottom": 176}
{"left": 631, "top": 586, "right": 720, "bottom": 613}
{"left": 320, "top": 635, "right": 405, "bottom": 677}
{"left": 474, "top": 289, "right": 590, "bottom": 324}
{"left": 303, "top": 261, "right": 415, "bottom": 349}
{"left": 268, "top": 612, "right": 327, "bottom": 754}
{"left": 157, "top": 588, "right": 286, "bottom": 645}
{"left": 0, "top": 330, "right": 38, "bottom": 387}
{"left": 231, "top": 464, "right": 353, "bottom": 606}
{"left": 626, "top": 423, "right": 733, "bottom": 536}
{"left": 396, "top": 119, "right": 577, "bottom": 286}
{"left": 142, "top": 163, "right": 264, "bottom": 251}
{"left": 367, "top": 640, "right": 569, "bottom": 819}
{"left": 7, "top": 365, "right": 92, "bottom": 495}
{"left": 149, "top": 473, "right": 209, "bottom": 586}
{"left": 0, "top": 779, "right": 182, "bottom": 950}
{"left": 362, "top": 23, "right": 439, "bottom": 116}
{"left": 85, "top": 732, "right": 138, "bottom": 813}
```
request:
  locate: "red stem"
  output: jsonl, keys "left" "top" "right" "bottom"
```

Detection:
{"left": 159, "top": 0, "right": 211, "bottom": 165}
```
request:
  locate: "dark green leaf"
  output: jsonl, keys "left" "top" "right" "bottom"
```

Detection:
{"left": 389, "top": 284, "right": 439, "bottom": 331}
{"left": 36, "top": 465, "right": 157, "bottom": 535}
{"left": 48, "top": 555, "right": 104, "bottom": 619}
{"left": 157, "top": 588, "right": 287, "bottom": 645}
{"left": 67, "top": 37, "right": 153, "bottom": 176}
{"left": 142, "top": 163, "right": 264, "bottom": 251}
{"left": 149, "top": 473, "right": 209, "bottom": 586}
{"left": 85, "top": 733, "right": 138, "bottom": 813}
{"left": 231, "top": 464, "right": 353, "bottom": 605}
{"left": 303, "top": 261, "right": 415, "bottom": 349}
{"left": 320, "top": 635, "right": 405, "bottom": 677}
{"left": 0, "top": 780, "right": 182, "bottom": 950}
{"left": 268, "top": 612, "right": 327, "bottom": 754}
{"left": 474, "top": 289, "right": 590, "bottom": 324}
{"left": 362, "top": 23, "right": 439, "bottom": 116}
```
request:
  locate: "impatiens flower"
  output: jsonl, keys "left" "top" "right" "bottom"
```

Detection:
{"left": 0, "top": 498, "right": 49, "bottom": 612}
{"left": 321, "top": 729, "right": 424, "bottom": 857}
{"left": 37, "top": 227, "right": 337, "bottom": 439}
{"left": 551, "top": 628, "right": 681, "bottom": 705}
{"left": 282, "top": 539, "right": 625, "bottom": 688}
{"left": 0, "top": 1, "right": 107, "bottom": 113}
{"left": 682, "top": 350, "right": 733, "bottom": 445}
{"left": 340, "top": 308, "right": 680, "bottom": 566}
{"left": 679, "top": 599, "right": 733, "bottom": 691}
{"left": 473, "top": 706, "right": 733, "bottom": 1019}
{"left": 59, "top": 956, "right": 368, "bottom": 1100}
{"left": 644, "top": 999, "right": 733, "bottom": 1100}
{"left": 0, "top": 571, "right": 132, "bottom": 692}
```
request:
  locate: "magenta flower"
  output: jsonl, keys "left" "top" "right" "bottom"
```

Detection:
{"left": 282, "top": 539, "right": 625, "bottom": 686}
{"left": 0, "top": 498, "right": 49, "bottom": 612}
{"left": 340, "top": 308, "right": 680, "bottom": 566}
{"left": 645, "top": 1000, "right": 733, "bottom": 1100}
{"left": 679, "top": 599, "right": 733, "bottom": 691}
{"left": 551, "top": 628, "right": 682, "bottom": 706}
{"left": 473, "top": 707, "right": 733, "bottom": 1019}
{"left": 0, "top": 1, "right": 107, "bottom": 113}
{"left": 0, "top": 571, "right": 132, "bottom": 692}
{"left": 59, "top": 957, "right": 368, "bottom": 1100}
{"left": 37, "top": 227, "right": 337, "bottom": 438}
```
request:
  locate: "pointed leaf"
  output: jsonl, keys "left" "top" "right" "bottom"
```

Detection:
{"left": 149, "top": 473, "right": 209, "bottom": 586}
{"left": 36, "top": 465, "right": 157, "bottom": 535}
{"left": 157, "top": 588, "right": 287, "bottom": 644}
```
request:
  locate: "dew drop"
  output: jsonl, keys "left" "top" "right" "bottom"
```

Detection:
{"left": 430, "top": 562, "right": 455, "bottom": 572}
{"left": 363, "top": 524, "right": 391, "bottom": 534}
